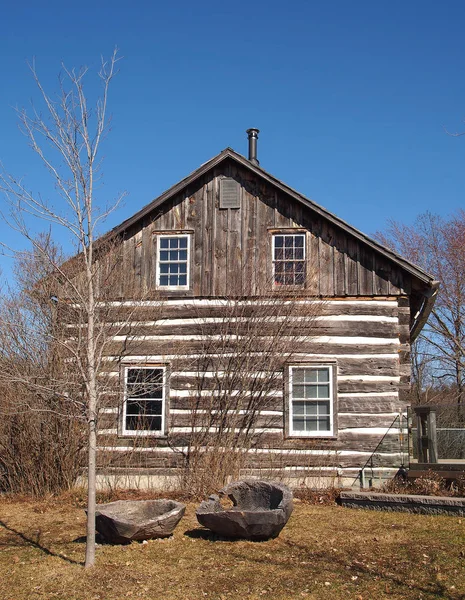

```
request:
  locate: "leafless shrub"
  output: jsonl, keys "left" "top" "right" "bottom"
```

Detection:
{"left": 294, "top": 486, "right": 340, "bottom": 505}
{"left": 171, "top": 288, "right": 325, "bottom": 498}
{"left": 0, "top": 385, "right": 84, "bottom": 496}
{"left": 0, "top": 235, "right": 86, "bottom": 495}
{"left": 382, "top": 469, "right": 465, "bottom": 497}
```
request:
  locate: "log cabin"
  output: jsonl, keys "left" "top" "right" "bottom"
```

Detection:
{"left": 81, "top": 129, "right": 439, "bottom": 489}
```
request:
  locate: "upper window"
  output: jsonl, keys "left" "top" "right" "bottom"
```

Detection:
{"left": 122, "top": 366, "right": 166, "bottom": 436}
{"left": 272, "top": 233, "right": 306, "bottom": 286}
{"left": 157, "top": 234, "right": 190, "bottom": 289}
{"left": 288, "top": 365, "right": 335, "bottom": 437}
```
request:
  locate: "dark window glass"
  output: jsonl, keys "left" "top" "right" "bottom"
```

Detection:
{"left": 125, "top": 368, "right": 164, "bottom": 433}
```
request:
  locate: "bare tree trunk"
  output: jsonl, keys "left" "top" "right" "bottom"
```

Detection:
{"left": 85, "top": 400, "right": 97, "bottom": 567}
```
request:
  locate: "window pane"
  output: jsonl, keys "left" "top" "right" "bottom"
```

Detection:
{"left": 179, "top": 249, "right": 187, "bottom": 261}
{"left": 306, "top": 402, "right": 318, "bottom": 415}
{"left": 295, "top": 271, "right": 305, "bottom": 285}
{"left": 160, "top": 239, "right": 169, "bottom": 249}
{"left": 319, "top": 417, "right": 330, "bottom": 431}
{"left": 295, "top": 235, "right": 304, "bottom": 247}
{"left": 306, "top": 385, "right": 318, "bottom": 398}
{"left": 284, "top": 274, "right": 294, "bottom": 285}
{"left": 159, "top": 250, "right": 169, "bottom": 261}
{"left": 146, "top": 416, "right": 162, "bottom": 431}
{"left": 284, "top": 261, "right": 294, "bottom": 273}
{"left": 317, "top": 369, "right": 329, "bottom": 383}
{"left": 126, "top": 415, "right": 162, "bottom": 432}
{"left": 293, "top": 385, "right": 305, "bottom": 398}
{"left": 144, "top": 400, "right": 163, "bottom": 415}
{"left": 293, "top": 401, "right": 305, "bottom": 415}
{"left": 305, "top": 370, "right": 318, "bottom": 383}
{"left": 317, "top": 384, "right": 330, "bottom": 399}
{"left": 125, "top": 415, "right": 140, "bottom": 430}
{"left": 293, "top": 369, "right": 304, "bottom": 383}
{"left": 126, "top": 399, "right": 145, "bottom": 415}
{"left": 285, "top": 237, "right": 293, "bottom": 248}
{"left": 305, "top": 418, "right": 318, "bottom": 431}
{"left": 293, "top": 417, "right": 305, "bottom": 431}
{"left": 127, "top": 368, "right": 163, "bottom": 385}
{"left": 178, "top": 275, "right": 187, "bottom": 286}
{"left": 179, "top": 237, "right": 188, "bottom": 249}
{"left": 275, "top": 236, "right": 283, "bottom": 247}
{"left": 318, "top": 401, "right": 330, "bottom": 416}
{"left": 128, "top": 385, "right": 163, "bottom": 399}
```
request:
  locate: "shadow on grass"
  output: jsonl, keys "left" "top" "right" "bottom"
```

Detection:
{"left": 0, "top": 519, "right": 83, "bottom": 566}
{"left": 72, "top": 533, "right": 115, "bottom": 545}
{"left": 225, "top": 538, "right": 455, "bottom": 600}
{"left": 184, "top": 528, "right": 238, "bottom": 542}
{"left": 184, "top": 528, "right": 272, "bottom": 543}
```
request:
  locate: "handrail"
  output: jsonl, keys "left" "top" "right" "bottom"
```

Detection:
{"left": 354, "top": 413, "right": 406, "bottom": 488}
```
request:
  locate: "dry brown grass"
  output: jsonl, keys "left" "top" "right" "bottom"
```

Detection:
{"left": 1, "top": 494, "right": 464, "bottom": 600}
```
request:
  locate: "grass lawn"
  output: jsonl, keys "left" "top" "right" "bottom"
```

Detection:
{"left": 0, "top": 494, "right": 464, "bottom": 600}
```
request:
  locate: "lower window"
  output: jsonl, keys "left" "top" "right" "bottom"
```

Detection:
{"left": 122, "top": 366, "right": 166, "bottom": 436}
{"left": 288, "top": 365, "right": 335, "bottom": 437}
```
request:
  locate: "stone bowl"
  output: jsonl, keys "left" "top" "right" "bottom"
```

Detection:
{"left": 196, "top": 480, "right": 293, "bottom": 540}
{"left": 94, "top": 499, "right": 185, "bottom": 544}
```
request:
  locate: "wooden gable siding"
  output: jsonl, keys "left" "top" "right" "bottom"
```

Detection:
{"left": 110, "top": 160, "right": 410, "bottom": 299}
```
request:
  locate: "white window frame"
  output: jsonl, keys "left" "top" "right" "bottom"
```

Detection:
{"left": 156, "top": 234, "right": 191, "bottom": 290}
{"left": 288, "top": 365, "right": 335, "bottom": 437}
{"left": 121, "top": 365, "right": 167, "bottom": 437}
{"left": 272, "top": 233, "right": 306, "bottom": 287}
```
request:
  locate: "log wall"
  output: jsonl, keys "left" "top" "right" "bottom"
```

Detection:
{"left": 95, "top": 297, "right": 410, "bottom": 483}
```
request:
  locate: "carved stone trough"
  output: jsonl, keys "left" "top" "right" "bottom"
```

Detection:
{"left": 196, "top": 480, "right": 293, "bottom": 540}
{"left": 95, "top": 499, "right": 185, "bottom": 544}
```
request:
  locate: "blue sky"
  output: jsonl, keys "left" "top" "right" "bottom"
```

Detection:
{"left": 1, "top": 0, "right": 465, "bottom": 276}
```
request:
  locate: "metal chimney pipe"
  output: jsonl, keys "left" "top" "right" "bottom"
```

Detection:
{"left": 246, "top": 128, "right": 260, "bottom": 166}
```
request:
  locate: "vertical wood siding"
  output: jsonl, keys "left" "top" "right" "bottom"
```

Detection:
{"left": 109, "top": 160, "right": 411, "bottom": 300}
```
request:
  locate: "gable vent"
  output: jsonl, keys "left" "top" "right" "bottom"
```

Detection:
{"left": 220, "top": 178, "right": 240, "bottom": 209}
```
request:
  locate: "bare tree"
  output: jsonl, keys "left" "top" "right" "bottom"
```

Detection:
{"left": 376, "top": 211, "right": 465, "bottom": 408}
{"left": 0, "top": 51, "right": 123, "bottom": 567}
